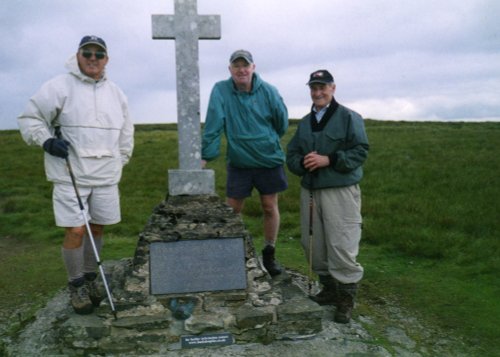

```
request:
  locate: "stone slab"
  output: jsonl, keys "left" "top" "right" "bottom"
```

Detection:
{"left": 168, "top": 169, "right": 215, "bottom": 195}
{"left": 149, "top": 237, "right": 246, "bottom": 294}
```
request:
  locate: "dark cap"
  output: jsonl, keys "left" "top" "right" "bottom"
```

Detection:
{"left": 307, "top": 69, "right": 334, "bottom": 85}
{"left": 78, "top": 35, "right": 107, "bottom": 51}
{"left": 230, "top": 49, "right": 253, "bottom": 64}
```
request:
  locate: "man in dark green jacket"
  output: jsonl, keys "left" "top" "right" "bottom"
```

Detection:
{"left": 202, "top": 50, "right": 288, "bottom": 276}
{"left": 286, "top": 69, "right": 369, "bottom": 323}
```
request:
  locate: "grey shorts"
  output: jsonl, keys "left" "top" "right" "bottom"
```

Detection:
{"left": 53, "top": 183, "right": 121, "bottom": 227}
{"left": 226, "top": 165, "right": 288, "bottom": 199}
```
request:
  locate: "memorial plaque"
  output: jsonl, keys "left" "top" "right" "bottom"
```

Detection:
{"left": 181, "top": 332, "right": 234, "bottom": 349}
{"left": 150, "top": 238, "right": 247, "bottom": 294}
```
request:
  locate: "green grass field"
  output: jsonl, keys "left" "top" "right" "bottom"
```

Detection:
{"left": 1, "top": 120, "right": 499, "bottom": 355}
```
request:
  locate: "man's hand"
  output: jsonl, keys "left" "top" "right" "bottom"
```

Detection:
{"left": 303, "top": 151, "right": 330, "bottom": 172}
{"left": 43, "top": 138, "right": 70, "bottom": 158}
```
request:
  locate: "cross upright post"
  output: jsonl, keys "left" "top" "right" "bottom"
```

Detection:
{"left": 152, "top": 0, "right": 220, "bottom": 195}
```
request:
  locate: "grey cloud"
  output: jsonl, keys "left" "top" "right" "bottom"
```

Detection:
{"left": 1, "top": 0, "right": 499, "bottom": 130}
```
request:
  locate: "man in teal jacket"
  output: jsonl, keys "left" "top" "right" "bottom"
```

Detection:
{"left": 286, "top": 69, "right": 369, "bottom": 323}
{"left": 202, "top": 49, "right": 288, "bottom": 276}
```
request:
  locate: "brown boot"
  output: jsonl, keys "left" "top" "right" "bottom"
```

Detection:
{"left": 68, "top": 279, "right": 93, "bottom": 315}
{"left": 334, "top": 283, "right": 357, "bottom": 324}
{"left": 262, "top": 245, "right": 282, "bottom": 276}
{"left": 309, "top": 275, "right": 338, "bottom": 306}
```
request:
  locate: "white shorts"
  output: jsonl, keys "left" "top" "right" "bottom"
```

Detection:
{"left": 53, "top": 183, "right": 121, "bottom": 227}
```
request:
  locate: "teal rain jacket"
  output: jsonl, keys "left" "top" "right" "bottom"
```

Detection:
{"left": 202, "top": 73, "right": 288, "bottom": 168}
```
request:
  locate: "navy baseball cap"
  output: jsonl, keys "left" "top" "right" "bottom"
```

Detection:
{"left": 307, "top": 69, "right": 334, "bottom": 85}
{"left": 78, "top": 35, "right": 107, "bottom": 51}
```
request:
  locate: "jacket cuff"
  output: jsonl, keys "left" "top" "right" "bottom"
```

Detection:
{"left": 328, "top": 153, "right": 338, "bottom": 167}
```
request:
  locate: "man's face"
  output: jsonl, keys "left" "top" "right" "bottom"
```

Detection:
{"left": 229, "top": 58, "right": 255, "bottom": 91}
{"left": 77, "top": 44, "right": 108, "bottom": 80}
{"left": 309, "top": 83, "right": 336, "bottom": 110}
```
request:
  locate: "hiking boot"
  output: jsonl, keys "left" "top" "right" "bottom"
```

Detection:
{"left": 310, "top": 275, "right": 338, "bottom": 306}
{"left": 334, "top": 283, "right": 357, "bottom": 324}
{"left": 68, "top": 280, "right": 93, "bottom": 315}
{"left": 85, "top": 273, "right": 105, "bottom": 307}
{"left": 262, "top": 245, "right": 282, "bottom": 276}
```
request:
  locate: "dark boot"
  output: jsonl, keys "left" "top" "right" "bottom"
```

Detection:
{"left": 334, "top": 283, "right": 357, "bottom": 324}
{"left": 68, "top": 278, "right": 93, "bottom": 315}
{"left": 262, "top": 245, "right": 282, "bottom": 276}
{"left": 309, "top": 275, "right": 338, "bottom": 306}
{"left": 85, "top": 272, "right": 104, "bottom": 307}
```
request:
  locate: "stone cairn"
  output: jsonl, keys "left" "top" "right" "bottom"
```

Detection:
{"left": 53, "top": 195, "right": 323, "bottom": 355}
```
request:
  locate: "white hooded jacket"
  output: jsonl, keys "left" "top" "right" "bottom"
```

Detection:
{"left": 18, "top": 55, "right": 134, "bottom": 187}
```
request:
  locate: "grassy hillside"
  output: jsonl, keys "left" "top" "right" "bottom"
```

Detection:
{"left": 1, "top": 120, "right": 499, "bottom": 355}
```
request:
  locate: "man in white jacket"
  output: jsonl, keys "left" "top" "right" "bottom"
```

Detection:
{"left": 18, "top": 35, "right": 134, "bottom": 315}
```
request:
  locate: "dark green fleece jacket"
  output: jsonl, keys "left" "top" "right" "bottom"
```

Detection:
{"left": 286, "top": 98, "right": 369, "bottom": 189}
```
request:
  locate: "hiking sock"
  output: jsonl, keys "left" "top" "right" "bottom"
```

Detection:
{"left": 83, "top": 234, "right": 103, "bottom": 273}
{"left": 62, "top": 246, "right": 84, "bottom": 282}
{"left": 264, "top": 240, "right": 276, "bottom": 248}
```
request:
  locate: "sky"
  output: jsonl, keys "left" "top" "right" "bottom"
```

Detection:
{"left": 1, "top": 0, "right": 500, "bottom": 130}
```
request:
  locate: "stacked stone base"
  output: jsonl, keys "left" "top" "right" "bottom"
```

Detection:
{"left": 35, "top": 195, "right": 324, "bottom": 355}
{"left": 56, "top": 260, "right": 322, "bottom": 355}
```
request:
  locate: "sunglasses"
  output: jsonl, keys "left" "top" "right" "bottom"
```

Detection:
{"left": 81, "top": 49, "right": 106, "bottom": 60}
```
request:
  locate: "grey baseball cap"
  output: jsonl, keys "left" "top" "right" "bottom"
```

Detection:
{"left": 230, "top": 49, "right": 253, "bottom": 64}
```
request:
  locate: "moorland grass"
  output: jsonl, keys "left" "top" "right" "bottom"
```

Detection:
{"left": 1, "top": 120, "right": 499, "bottom": 355}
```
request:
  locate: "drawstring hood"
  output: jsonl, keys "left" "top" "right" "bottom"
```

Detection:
{"left": 65, "top": 54, "right": 107, "bottom": 84}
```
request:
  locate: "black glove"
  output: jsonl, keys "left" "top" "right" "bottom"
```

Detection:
{"left": 42, "top": 138, "right": 70, "bottom": 158}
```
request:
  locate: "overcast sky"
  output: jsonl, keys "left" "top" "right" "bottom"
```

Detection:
{"left": 1, "top": 0, "right": 500, "bottom": 130}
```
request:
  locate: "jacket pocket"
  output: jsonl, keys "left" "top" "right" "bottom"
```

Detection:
{"left": 238, "top": 134, "right": 277, "bottom": 156}
{"left": 71, "top": 127, "right": 120, "bottom": 158}
{"left": 77, "top": 148, "right": 115, "bottom": 158}
{"left": 321, "top": 132, "right": 344, "bottom": 153}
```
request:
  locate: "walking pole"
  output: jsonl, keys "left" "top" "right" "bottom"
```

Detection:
{"left": 56, "top": 129, "right": 118, "bottom": 320}
{"left": 308, "top": 188, "right": 314, "bottom": 295}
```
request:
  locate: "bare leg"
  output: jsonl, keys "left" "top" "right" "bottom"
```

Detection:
{"left": 227, "top": 197, "right": 245, "bottom": 214}
{"left": 63, "top": 226, "right": 86, "bottom": 249}
{"left": 260, "top": 193, "right": 280, "bottom": 245}
{"left": 260, "top": 193, "right": 282, "bottom": 276}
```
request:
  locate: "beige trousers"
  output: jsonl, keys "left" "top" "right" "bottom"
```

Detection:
{"left": 300, "top": 185, "right": 364, "bottom": 284}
